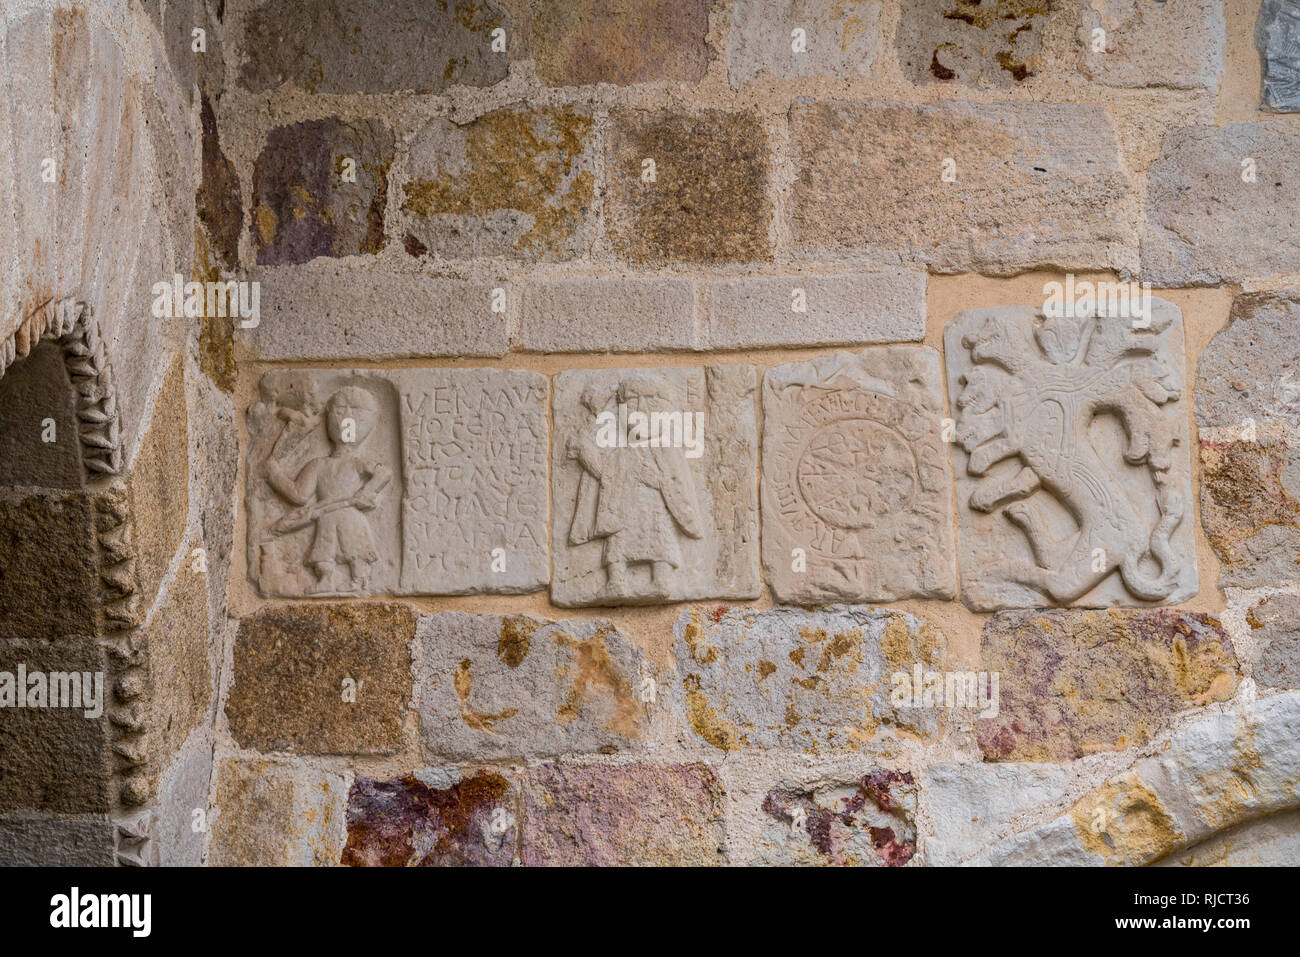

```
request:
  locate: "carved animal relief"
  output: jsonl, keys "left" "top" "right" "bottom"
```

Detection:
{"left": 944, "top": 302, "right": 1197, "bottom": 611}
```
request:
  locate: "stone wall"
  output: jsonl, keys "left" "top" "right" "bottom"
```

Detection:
{"left": 2, "top": 0, "right": 1299, "bottom": 867}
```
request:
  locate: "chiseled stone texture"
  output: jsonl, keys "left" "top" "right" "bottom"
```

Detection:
{"left": 728, "top": 0, "right": 881, "bottom": 86}
{"left": 923, "top": 763, "right": 1071, "bottom": 866}
{"left": 976, "top": 610, "right": 1239, "bottom": 763}
{"left": 1157, "top": 807, "right": 1300, "bottom": 866}
{"left": 238, "top": 0, "right": 510, "bottom": 94}
{"left": 551, "top": 365, "right": 759, "bottom": 606}
{"left": 709, "top": 273, "right": 925, "bottom": 350}
{"left": 400, "top": 107, "right": 597, "bottom": 262}
{"left": 789, "top": 101, "right": 1137, "bottom": 275}
{"left": 0, "top": 491, "right": 99, "bottom": 638}
{"left": 519, "top": 763, "right": 724, "bottom": 866}
{"left": 208, "top": 758, "right": 348, "bottom": 866}
{"left": 151, "top": 739, "right": 212, "bottom": 867}
{"left": 414, "top": 613, "right": 651, "bottom": 761}
{"left": 674, "top": 606, "right": 946, "bottom": 753}
{"left": 1257, "top": 0, "right": 1300, "bottom": 112}
{"left": 521, "top": 278, "right": 697, "bottom": 353}
{"left": 607, "top": 109, "right": 771, "bottom": 264}
{"left": 1143, "top": 123, "right": 1300, "bottom": 286}
{"left": 1247, "top": 593, "right": 1300, "bottom": 690}
{"left": 0, "top": 340, "right": 82, "bottom": 488}
{"left": 754, "top": 770, "right": 917, "bottom": 866}
{"left": 1195, "top": 292, "right": 1300, "bottom": 430}
{"left": 252, "top": 118, "right": 393, "bottom": 266}
{"left": 946, "top": 303, "right": 1198, "bottom": 610}
{"left": 129, "top": 359, "right": 190, "bottom": 613}
{"left": 1199, "top": 435, "right": 1300, "bottom": 588}
{"left": 237, "top": 266, "right": 510, "bottom": 360}
{"left": 762, "top": 348, "right": 955, "bottom": 603}
{"left": 226, "top": 604, "right": 415, "bottom": 755}
{"left": 896, "top": 0, "right": 1054, "bottom": 87}
{"left": 1078, "top": 0, "right": 1224, "bottom": 90}
{"left": 0, "top": 816, "right": 116, "bottom": 866}
{"left": 528, "top": 0, "right": 715, "bottom": 87}
{"left": 972, "top": 691, "right": 1300, "bottom": 865}
{"left": 342, "top": 770, "right": 517, "bottom": 866}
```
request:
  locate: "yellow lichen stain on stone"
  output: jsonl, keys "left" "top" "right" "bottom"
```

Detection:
{"left": 1070, "top": 773, "right": 1183, "bottom": 866}
{"left": 255, "top": 205, "right": 277, "bottom": 247}
{"left": 454, "top": 658, "right": 518, "bottom": 732}
{"left": 881, "top": 615, "right": 944, "bottom": 672}
{"left": 815, "top": 629, "right": 863, "bottom": 673}
{"left": 758, "top": 660, "right": 776, "bottom": 680}
{"left": 553, "top": 627, "right": 641, "bottom": 737}
{"left": 683, "top": 673, "right": 743, "bottom": 751}
{"left": 788, "top": 646, "right": 806, "bottom": 668}
{"left": 497, "top": 616, "right": 536, "bottom": 669}
{"left": 682, "top": 613, "right": 719, "bottom": 665}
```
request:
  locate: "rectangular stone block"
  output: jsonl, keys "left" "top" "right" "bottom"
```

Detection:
{"left": 728, "top": 0, "right": 881, "bottom": 86}
{"left": 238, "top": 0, "right": 510, "bottom": 94}
{"left": 762, "top": 348, "right": 955, "bottom": 603}
{"left": 0, "top": 340, "right": 82, "bottom": 488}
{"left": 945, "top": 301, "right": 1198, "bottom": 610}
{"left": 673, "top": 606, "right": 946, "bottom": 753}
{"left": 607, "top": 109, "right": 771, "bottom": 264}
{"left": 400, "top": 107, "right": 597, "bottom": 262}
{"left": 1195, "top": 292, "right": 1300, "bottom": 431}
{"left": 521, "top": 278, "right": 697, "bottom": 353}
{"left": 709, "top": 273, "right": 925, "bottom": 350}
{"left": 896, "top": 0, "right": 1054, "bottom": 87}
{"left": 789, "top": 100, "right": 1137, "bottom": 275}
{"left": 1257, "top": 0, "right": 1300, "bottom": 112}
{"left": 208, "top": 758, "right": 347, "bottom": 866}
{"left": 1246, "top": 592, "right": 1300, "bottom": 691}
{"left": 236, "top": 267, "right": 510, "bottom": 360}
{"left": 1143, "top": 123, "right": 1300, "bottom": 285}
{"left": 551, "top": 364, "right": 759, "bottom": 606}
{"left": 1199, "top": 434, "right": 1300, "bottom": 588}
{"left": 923, "top": 763, "right": 1071, "bottom": 866}
{"left": 226, "top": 604, "right": 415, "bottom": 755}
{"left": 0, "top": 816, "right": 117, "bottom": 866}
{"left": 0, "top": 491, "right": 99, "bottom": 638}
{"left": 246, "top": 367, "right": 547, "bottom": 597}
{"left": 520, "top": 763, "right": 723, "bottom": 866}
{"left": 1077, "top": 0, "right": 1223, "bottom": 90}
{"left": 977, "top": 609, "right": 1238, "bottom": 763}
{"left": 414, "top": 613, "right": 652, "bottom": 761}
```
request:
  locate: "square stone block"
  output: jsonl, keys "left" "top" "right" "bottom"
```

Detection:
{"left": 550, "top": 365, "right": 759, "bottom": 606}
{"left": 762, "top": 348, "right": 955, "bottom": 603}
{"left": 945, "top": 301, "right": 1198, "bottom": 610}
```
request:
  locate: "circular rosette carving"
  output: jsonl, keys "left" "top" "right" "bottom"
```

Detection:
{"left": 796, "top": 419, "right": 917, "bottom": 529}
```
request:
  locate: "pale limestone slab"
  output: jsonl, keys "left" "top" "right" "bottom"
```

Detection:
{"left": 521, "top": 277, "right": 697, "bottom": 353}
{"left": 944, "top": 301, "right": 1198, "bottom": 611}
{"left": 762, "top": 348, "right": 955, "bottom": 603}
{"left": 727, "top": 0, "right": 881, "bottom": 87}
{"left": 551, "top": 365, "right": 759, "bottom": 606}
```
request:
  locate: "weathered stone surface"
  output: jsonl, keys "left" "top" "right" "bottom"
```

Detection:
{"left": 226, "top": 604, "right": 415, "bottom": 755}
{"left": 945, "top": 303, "right": 1198, "bottom": 610}
{"left": 529, "top": 0, "right": 715, "bottom": 86}
{"left": 923, "top": 762, "right": 1071, "bottom": 865}
{"left": 755, "top": 769, "right": 916, "bottom": 866}
{"left": 1247, "top": 592, "right": 1300, "bottom": 690}
{"left": 1157, "top": 807, "right": 1300, "bottom": 866}
{"left": 607, "top": 109, "right": 771, "bottom": 264}
{"left": 728, "top": 0, "right": 881, "bottom": 86}
{"left": 237, "top": 267, "right": 510, "bottom": 360}
{"left": 1257, "top": 0, "right": 1300, "bottom": 112}
{"left": 1195, "top": 292, "right": 1300, "bottom": 430}
{"left": 1143, "top": 123, "right": 1300, "bottom": 285}
{"left": 762, "top": 348, "right": 955, "bottom": 603}
{"left": 1199, "top": 435, "right": 1300, "bottom": 588}
{"left": 977, "top": 610, "right": 1239, "bottom": 762}
{"left": 342, "top": 770, "right": 517, "bottom": 866}
{"left": 674, "top": 606, "right": 946, "bottom": 753}
{"left": 551, "top": 365, "right": 759, "bottom": 606}
{"left": 239, "top": 0, "right": 510, "bottom": 94}
{"left": 129, "top": 360, "right": 190, "bottom": 612}
{"left": 0, "top": 816, "right": 116, "bottom": 866}
{"left": 197, "top": 93, "right": 242, "bottom": 272}
{"left": 400, "top": 107, "right": 597, "bottom": 261}
{"left": 896, "top": 0, "right": 1053, "bottom": 87}
{"left": 151, "top": 738, "right": 212, "bottom": 866}
{"left": 0, "top": 638, "right": 112, "bottom": 814}
{"left": 414, "top": 613, "right": 650, "bottom": 760}
{"left": 0, "top": 491, "right": 99, "bottom": 638}
{"left": 0, "top": 340, "right": 82, "bottom": 488}
{"left": 1078, "top": 0, "right": 1223, "bottom": 90}
{"left": 192, "top": 375, "right": 237, "bottom": 630}
{"left": 789, "top": 101, "right": 1137, "bottom": 275}
{"left": 208, "top": 758, "right": 347, "bottom": 866}
{"left": 521, "top": 278, "right": 697, "bottom": 353}
{"left": 253, "top": 118, "right": 393, "bottom": 266}
{"left": 519, "top": 763, "right": 723, "bottom": 866}
{"left": 709, "top": 273, "right": 925, "bottom": 350}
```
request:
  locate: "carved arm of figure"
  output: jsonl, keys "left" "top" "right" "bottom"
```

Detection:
{"left": 566, "top": 432, "right": 603, "bottom": 478}
{"left": 353, "top": 462, "right": 393, "bottom": 511}
{"left": 263, "top": 456, "right": 322, "bottom": 507}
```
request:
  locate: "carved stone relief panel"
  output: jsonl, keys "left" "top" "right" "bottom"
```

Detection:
{"left": 1258, "top": 0, "right": 1300, "bottom": 112}
{"left": 762, "top": 348, "right": 955, "bottom": 603}
{"left": 944, "top": 301, "right": 1197, "bottom": 611}
{"left": 551, "top": 364, "right": 759, "bottom": 606}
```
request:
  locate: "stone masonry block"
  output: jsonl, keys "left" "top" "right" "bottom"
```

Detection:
{"left": 728, "top": 0, "right": 881, "bottom": 87}
{"left": 521, "top": 278, "right": 697, "bottom": 353}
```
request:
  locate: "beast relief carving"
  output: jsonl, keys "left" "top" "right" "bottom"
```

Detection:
{"left": 944, "top": 302, "right": 1198, "bottom": 611}
{"left": 551, "top": 365, "right": 759, "bottom": 606}
{"left": 762, "top": 348, "right": 955, "bottom": 603}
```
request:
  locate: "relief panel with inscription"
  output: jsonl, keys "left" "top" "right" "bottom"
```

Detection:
{"left": 944, "top": 302, "right": 1197, "bottom": 611}
{"left": 762, "top": 348, "right": 955, "bottom": 603}
{"left": 551, "top": 365, "right": 760, "bottom": 607}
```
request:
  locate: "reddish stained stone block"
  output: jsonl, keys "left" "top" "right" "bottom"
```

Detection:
{"left": 760, "top": 770, "right": 917, "bottom": 866}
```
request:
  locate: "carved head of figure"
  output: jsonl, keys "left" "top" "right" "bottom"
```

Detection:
{"left": 617, "top": 374, "right": 676, "bottom": 417}
{"left": 325, "top": 385, "right": 379, "bottom": 449}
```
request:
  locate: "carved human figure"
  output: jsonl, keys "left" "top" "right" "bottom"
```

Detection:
{"left": 260, "top": 385, "right": 392, "bottom": 594}
{"left": 565, "top": 374, "right": 703, "bottom": 599}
